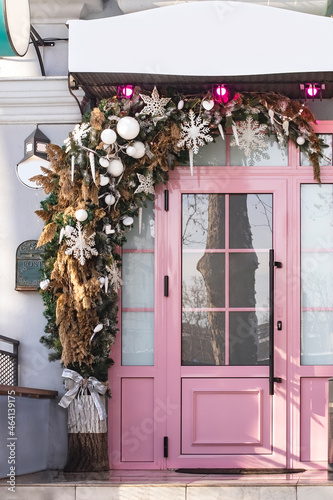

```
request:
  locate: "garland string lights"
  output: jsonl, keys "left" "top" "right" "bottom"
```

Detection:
{"left": 33, "top": 87, "right": 327, "bottom": 383}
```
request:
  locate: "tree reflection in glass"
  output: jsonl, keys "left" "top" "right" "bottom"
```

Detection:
{"left": 181, "top": 193, "right": 272, "bottom": 366}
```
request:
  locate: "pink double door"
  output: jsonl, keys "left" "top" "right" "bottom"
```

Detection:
{"left": 110, "top": 127, "right": 333, "bottom": 470}
{"left": 163, "top": 176, "right": 288, "bottom": 468}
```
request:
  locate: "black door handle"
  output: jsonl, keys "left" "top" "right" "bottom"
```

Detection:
{"left": 269, "top": 250, "right": 282, "bottom": 395}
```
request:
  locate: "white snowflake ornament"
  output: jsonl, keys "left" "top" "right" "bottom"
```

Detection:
{"left": 178, "top": 110, "right": 213, "bottom": 175}
{"left": 65, "top": 222, "right": 98, "bottom": 266}
{"left": 134, "top": 172, "right": 155, "bottom": 196}
{"left": 106, "top": 263, "right": 123, "bottom": 292}
{"left": 140, "top": 86, "right": 171, "bottom": 118}
{"left": 230, "top": 116, "right": 268, "bottom": 157}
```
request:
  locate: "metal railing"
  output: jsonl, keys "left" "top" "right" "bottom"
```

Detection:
{"left": 0, "top": 335, "right": 20, "bottom": 386}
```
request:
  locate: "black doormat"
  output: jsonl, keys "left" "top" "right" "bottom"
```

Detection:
{"left": 175, "top": 468, "right": 305, "bottom": 475}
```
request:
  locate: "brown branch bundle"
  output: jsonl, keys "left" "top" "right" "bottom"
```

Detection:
{"left": 37, "top": 222, "right": 57, "bottom": 247}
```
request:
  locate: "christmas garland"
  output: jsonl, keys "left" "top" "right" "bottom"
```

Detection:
{"left": 34, "top": 87, "right": 327, "bottom": 382}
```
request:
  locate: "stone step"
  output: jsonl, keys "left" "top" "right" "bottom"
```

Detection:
{"left": 1, "top": 469, "right": 333, "bottom": 500}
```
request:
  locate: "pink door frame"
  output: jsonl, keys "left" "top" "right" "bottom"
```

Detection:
{"left": 109, "top": 122, "right": 333, "bottom": 470}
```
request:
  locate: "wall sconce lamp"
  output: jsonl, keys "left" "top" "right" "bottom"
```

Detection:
{"left": 300, "top": 83, "right": 325, "bottom": 100}
{"left": 16, "top": 127, "right": 50, "bottom": 189}
{"left": 212, "top": 84, "right": 229, "bottom": 103}
{"left": 117, "top": 85, "right": 134, "bottom": 99}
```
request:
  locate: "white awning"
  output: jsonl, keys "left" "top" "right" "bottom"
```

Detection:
{"left": 116, "top": 0, "right": 329, "bottom": 17}
{"left": 68, "top": 1, "right": 333, "bottom": 77}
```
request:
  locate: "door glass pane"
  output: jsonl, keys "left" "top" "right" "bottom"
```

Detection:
{"left": 123, "top": 204, "right": 155, "bottom": 250}
{"left": 229, "top": 311, "right": 269, "bottom": 365}
{"left": 229, "top": 252, "right": 269, "bottom": 308}
{"left": 122, "top": 312, "right": 154, "bottom": 366}
{"left": 301, "top": 312, "right": 333, "bottom": 365}
{"left": 182, "top": 194, "right": 225, "bottom": 249}
{"left": 183, "top": 253, "right": 225, "bottom": 308}
{"left": 230, "top": 134, "right": 288, "bottom": 166}
{"left": 301, "top": 184, "right": 333, "bottom": 365}
{"left": 122, "top": 201, "right": 154, "bottom": 366}
{"left": 122, "top": 253, "right": 154, "bottom": 308}
{"left": 300, "top": 134, "right": 332, "bottom": 167}
{"left": 182, "top": 311, "right": 225, "bottom": 365}
{"left": 301, "top": 253, "right": 333, "bottom": 308}
{"left": 301, "top": 184, "right": 333, "bottom": 249}
{"left": 179, "top": 135, "right": 226, "bottom": 166}
{"left": 230, "top": 194, "right": 273, "bottom": 249}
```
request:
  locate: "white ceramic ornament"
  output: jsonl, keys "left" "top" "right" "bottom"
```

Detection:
{"left": 101, "top": 128, "right": 117, "bottom": 145}
{"left": 99, "top": 277, "right": 105, "bottom": 285}
{"left": 123, "top": 216, "right": 134, "bottom": 226}
{"left": 59, "top": 225, "right": 73, "bottom": 244}
{"left": 99, "top": 175, "right": 109, "bottom": 186}
{"left": 65, "top": 225, "right": 74, "bottom": 237}
{"left": 104, "top": 224, "right": 115, "bottom": 234}
{"left": 93, "top": 323, "right": 103, "bottom": 333}
{"left": 40, "top": 279, "right": 50, "bottom": 291}
{"left": 108, "top": 159, "right": 124, "bottom": 177}
{"left": 105, "top": 194, "right": 116, "bottom": 206}
{"left": 296, "top": 136, "right": 305, "bottom": 146}
{"left": 202, "top": 100, "right": 214, "bottom": 111}
{"left": 131, "top": 141, "right": 146, "bottom": 159}
{"left": 99, "top": 157, "right": 110, "bottom": 168}
{"left": 116, "top": 116, "right": 140, "bottom": 140}
{"left": 178, "top": 100, "right": 184, "bottom": 110}
{"left": 75, "top": 209, "right": 88, "bottom": 222}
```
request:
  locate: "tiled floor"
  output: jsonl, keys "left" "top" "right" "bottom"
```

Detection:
{"left": 1, "top": 469, "right": 333, "bottom": 500}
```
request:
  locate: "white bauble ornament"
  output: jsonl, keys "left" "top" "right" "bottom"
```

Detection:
{"left": 101, "top": 128, "right": 117, "bottom": 145}
{"left": 131, "top": 141, "right": 146, "bottom": 159}
{"left": 116, "top": 116, "right": 140, "bottom": 140}
{"left": 296, "top": 136, "right": 305, "bottom": 146}
{"left": 126, "top": 145, "right": 137, "bottom": 157}
{"left": 108, "top": 159, "right": 124, "bottom": 177}
{"left": 99, "top": 157, "right": 110, "bottom": 168}
{"left": 75, "top": 209, "right": 88, "bottom": 222}
{"left": 99, "top": 175, "right": 109, "bottom": 186}
{"left": 123, "top": 216, "right": 134, "bottom": 226}
{"left": 105, "top": 194, "right": 116, "bottom": 206}
{"left": 99, "top": 277, "right": 105, "bottom": 285}
{"left": 202, "top": 99, "right": 214, "bottom": 111}
{"left": 178, "top": 100, "right": 184, "bottom": 110}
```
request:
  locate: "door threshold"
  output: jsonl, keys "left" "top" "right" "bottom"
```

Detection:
{"left": 175, "top": 468, "right": 305, "bottom": 475}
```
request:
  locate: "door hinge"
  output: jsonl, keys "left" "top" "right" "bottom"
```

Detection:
{"left": 164, "top": 276, "right": 169, "bottom": 297}
{"left": 163, "top": 436, "right": 168, "bottom": 458}
{"left": 164, "top": 189, "right": 169, "bottom": 211}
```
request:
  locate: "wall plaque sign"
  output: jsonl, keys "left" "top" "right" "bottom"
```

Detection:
{"left": 15, "top": 240, "right": 44, "bottom": 291}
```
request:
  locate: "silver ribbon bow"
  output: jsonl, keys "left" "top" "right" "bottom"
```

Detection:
{"left": 58, "top": 368, "right": 108, "bottom": 421}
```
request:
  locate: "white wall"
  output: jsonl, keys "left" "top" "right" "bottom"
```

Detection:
{"left": 0, "top": 121, "right": 76, "bottom": 391}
